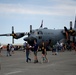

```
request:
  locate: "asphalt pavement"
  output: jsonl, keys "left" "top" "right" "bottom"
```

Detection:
{"left": 0, "top": 50, "right": 76, "bottom": 75}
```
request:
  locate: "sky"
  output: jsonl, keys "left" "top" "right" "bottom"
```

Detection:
{"left": 0, "top": 0, "right": 76, "bottom": 45}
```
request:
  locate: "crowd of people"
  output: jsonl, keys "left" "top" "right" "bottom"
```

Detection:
{"left": 24, "top": 39, "right": 76, "bottom": 63}
{"left": 0, "top": 40, "right": 49, "bottom": 63}
{"left": 25, "top": 40, "right": 48, "bottom": 63}
{"left": 0, "top": 39, "right": 76, "bottom": 63}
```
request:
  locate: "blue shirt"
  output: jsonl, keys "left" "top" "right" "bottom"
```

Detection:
{"left": 33, "top": 44, "right": 38, "bottom": 52}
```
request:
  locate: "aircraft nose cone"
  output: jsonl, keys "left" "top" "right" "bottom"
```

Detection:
{"left": 24, "top": 37, "right": 37, "bottom": 41}
{"left": 24, "top": 37, "right": 29, "bottom": 41}
{"left": 23, "top": 37, "right": 37, "bottom": 45}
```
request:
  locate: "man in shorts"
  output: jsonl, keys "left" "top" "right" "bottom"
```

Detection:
{"left": 33, "top": 40, "right": 38, "bottom": 63}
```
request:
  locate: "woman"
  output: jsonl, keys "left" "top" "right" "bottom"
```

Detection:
{"left": 41, "top": 41, "right": 48, "bottom": 63}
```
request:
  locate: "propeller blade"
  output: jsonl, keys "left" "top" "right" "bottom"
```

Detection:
{"left": 0, "top": 34, "right": 11, "bottom": 36}
{"left": 12, "top": 26, "right": 14, "bottom": 44}
{"left": 64, "top": 26, "right": 69, "bottom": 40}
{"left": 12, "top": 36, "right": 14, "bottom": 44}
{"left": 12, "top": 26, "right": 14, "bottom": 34}
{"left": 30, "top": 25, "right": 32, "bottom": 33}
{"left": 70, "top": 21, "right": 72, "bottom": 30}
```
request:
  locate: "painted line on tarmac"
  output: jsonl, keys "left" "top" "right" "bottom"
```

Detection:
{"left": 5, "top": 71, "right": 22, "bottom": 75}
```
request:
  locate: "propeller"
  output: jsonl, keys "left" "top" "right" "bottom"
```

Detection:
{"left": 11, "top": 26, "right": 29, "bottom": 44}
{"left": 11, "top": 25, "right": 33, "bottom": 44}
{"left": 0, "top": 26, "right": 15, "bottom": 44}
{"left": 64, "top": 21, "right": 73, "bottom": 40}
{"left": 12, "top": 26, "right": 14, "bottom": 44}
{"left": 0, "top": 25, "right": 31, "bottom": 44}
{"left": 69, "top": 21, "right": 76, "bottom": 36}
{"left": 64, "top": 21, "right": 76, "bottom": 42}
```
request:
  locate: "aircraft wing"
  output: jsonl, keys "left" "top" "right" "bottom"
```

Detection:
{"left": 0, "top": 34, "right": 11, "bottom": 36}
{"left": 0, "top": 32, "right": 28, "bottom": 44}
{"left": 0, "top": 26, "right": 29, "bottom": 44}
{"left": 0, "top": 32, "right": 28, "bottom": 36}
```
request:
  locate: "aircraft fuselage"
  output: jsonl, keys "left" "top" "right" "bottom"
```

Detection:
{"left": 24, "top": 28, "right": 65, "bottom": 46}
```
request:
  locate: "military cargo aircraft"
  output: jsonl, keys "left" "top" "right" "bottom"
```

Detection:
{"left": 0, "top": 17, "right": 76, "bottom": 46}
{"left": 24, "top": 21, "right": 76, "bottom": 46}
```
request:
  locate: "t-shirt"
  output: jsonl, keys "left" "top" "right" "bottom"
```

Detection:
{"left": 33, "top": 44, "right": 38, "bottom": 52}
{"left": 41, "top": 45, "right": 46, "bottom": 54}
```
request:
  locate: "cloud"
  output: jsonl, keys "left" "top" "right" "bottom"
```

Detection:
{"left": 0, "top": 0, "right": 76, "bottom": 16}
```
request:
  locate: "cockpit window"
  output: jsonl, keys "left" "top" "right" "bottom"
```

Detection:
{"left": 32, "top": 31, "right": 34, "bottom": 34}
{"left": 37, "top": 31, "right": 43, "bottom": 34}
{"left": 38, "top": 36, "right": 42, "bottom": 39}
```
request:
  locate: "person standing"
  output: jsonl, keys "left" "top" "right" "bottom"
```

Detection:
{"left": 7, "top": 44, "right": 11, "bottom": 56}
{"left": 11, "top": 45, "right": 14, "bottom": 54}
{"left": 25, "top": 43, "right": 31, "bottom": 63}
{"left": 33, "top": 40, "right": 38, "bottom": 63}
{"left": 40, "top": 41, "right": 48, "bottom": 63}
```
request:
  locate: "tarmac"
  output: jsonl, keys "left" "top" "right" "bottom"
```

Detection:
{"left": 0, "top": 50, "right": 76, "bottom": 75}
